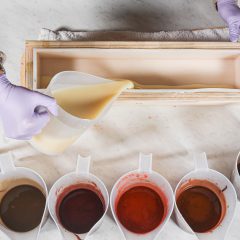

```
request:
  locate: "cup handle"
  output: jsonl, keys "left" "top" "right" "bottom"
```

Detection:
{"left": 194, "top": 152, "right": 209, "bottom": 170}
{"left": 0, "top": 152, "right": 16, "bottom": 174}
{"left": 138, "top": 153, "right": 152, "bottom": 173}
{"left": 76, "top": 154, "right": 91, "bottom": 174}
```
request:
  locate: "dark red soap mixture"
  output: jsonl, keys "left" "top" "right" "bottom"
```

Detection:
{"left": 58, "top": 188, "right": 104, "bottom": 234}
{"left": 177, "top": 186, "right": 222, "bottom": 233}
{"left": 116, "top": 186, "right": 166, "bottom": 234}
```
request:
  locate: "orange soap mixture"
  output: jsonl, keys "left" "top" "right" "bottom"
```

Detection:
{"left": 116, "top": 186, "right": 166, "bottom": 234}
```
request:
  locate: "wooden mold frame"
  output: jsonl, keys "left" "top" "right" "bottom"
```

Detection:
{"left": 22, "top": 41, "right": 240, "bottom": 104}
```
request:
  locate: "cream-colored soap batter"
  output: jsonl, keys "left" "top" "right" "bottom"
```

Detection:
{"left": 31, "top": 80, "right": 134, "bottom": 155}
{"left": 111, "top": 79, "right": 233, "bottom": 90}
{"left": 52, "top": 80, "right": 134, "bottom": 119}
{"left": 133, "top": 83, "right": 233, "bottom": 89}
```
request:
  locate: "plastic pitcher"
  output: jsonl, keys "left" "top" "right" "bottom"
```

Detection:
{"left": 110, "top": 153, "right": 174, "bottom": 240}
{"left": 48, "top": 154, "right": 109, "bottom": 240}
{"left": 175, "top": 152, "right": 237, "bottom": 240}
{"left": 231, "top": 151, "right": 240, "bottom": 200}
{"left": 30, "top": 71, "right": 133, "bottom": 155}
{"left": 0, "top": 152, "right": 48, "bottom": 240}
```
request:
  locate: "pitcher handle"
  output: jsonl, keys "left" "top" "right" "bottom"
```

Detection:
{"left": 0, "top": 152, "right": 16, "bottom": 174}
{"left": 138, "top": 153, "right": 152, "bottom": 173}
{"left": 76, "top": 154, "right": 91, "bottom": 174}
{"left": 194, "top": 152, "right": 208, "bottom": 170}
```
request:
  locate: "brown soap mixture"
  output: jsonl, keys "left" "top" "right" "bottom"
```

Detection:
{"left": 238, "top": 163, "right": 240, "bottom": 175}
{"left": 176, "top": 185, "right": 223, "bottom": 233}
{"left": 0, "top": 185, "right": 46, "bottom": 232}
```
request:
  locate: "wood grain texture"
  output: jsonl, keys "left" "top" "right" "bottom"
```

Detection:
{"left": 25, "top": 41, "right": 240, "bottom": 49}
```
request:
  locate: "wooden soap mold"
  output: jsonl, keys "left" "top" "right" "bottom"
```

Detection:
{"left": 21, "top": 41, "right": 240, "bottom": 104}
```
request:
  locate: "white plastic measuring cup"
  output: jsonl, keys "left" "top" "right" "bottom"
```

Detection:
{"left": 231, "top": 151, "right": 240, "bottom": 200}
{"left": 48, "top": 155, "right": 109, "bottom": 240}
{"left": 110, "top": 153, "right": 174, "bottom": 240}
{"left": 30, "top": 71, "right": 133, "bottom": 155}
{"left": 0, "top": 152, "right": 48, "bottom": 240}
{"left": 174, "top": 152, "right": 237, "bottom": 240}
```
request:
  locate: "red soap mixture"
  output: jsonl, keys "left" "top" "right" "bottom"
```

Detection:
{"left": 116, "top": 185, "right": 166, "bottom": 234}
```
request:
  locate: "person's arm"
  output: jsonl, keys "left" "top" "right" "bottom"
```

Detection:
{"left": 0, "top": 70, "right": 58, "bottom": 140}
{"left": 217, "top": 0, "right": 240, "bottom": 42}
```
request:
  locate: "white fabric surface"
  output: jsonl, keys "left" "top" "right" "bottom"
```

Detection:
{"left": 39, "top": 27, "right": 230, "bottom": 41}
{"left": 1, "top": 29, "right": 239, "bottom": 239}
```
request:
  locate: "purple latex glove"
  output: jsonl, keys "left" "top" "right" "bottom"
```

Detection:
{"left": 218, "top": 0, "right": 240, "bottom": 42}
{"left": 0, "top": 74, "right": 58, "bottom": 140}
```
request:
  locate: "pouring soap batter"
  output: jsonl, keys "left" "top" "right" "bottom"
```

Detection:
{"left": 31, "top": 79, "right": 134, "bottom": 155}
{"left": 52, "top": 80, "right": 133, "bottom": 119}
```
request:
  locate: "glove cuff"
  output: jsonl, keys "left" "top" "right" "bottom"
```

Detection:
{"left": 0, "top": 74, "right": 10, "bottom": 85}
{"left": 217, "top": 0, "right": 237, "bottom": 5}
{"left": 0, "top": 74, "right": 13, "bottom": 104}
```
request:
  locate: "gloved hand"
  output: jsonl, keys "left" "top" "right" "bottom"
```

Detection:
{"left": 0, "top": 74, "right": 58, "bottom": 140}
{"left": 218, "top": 0, "right": 240, "bottom": 42}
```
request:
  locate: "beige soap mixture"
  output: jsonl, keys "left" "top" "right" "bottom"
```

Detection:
{"left": 31, "top": 80, "right": 134, "bottom": 155}
{"left": 52, "top": 80, "right": 133, "bottom": 119}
